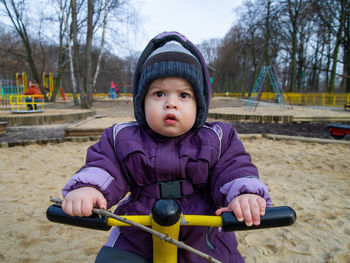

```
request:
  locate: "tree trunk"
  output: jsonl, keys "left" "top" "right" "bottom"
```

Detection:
{"left": 71, "top": 0, "right": 82, "bottom": 106}
{"left": 343, "top": 0, "right": 350, "bottom": 92}
{"left": 289, "top": 28, "right": 297, "bottom": 92}
{"left": 50, "top": 8, "right": 66, "bottom": 102}
{"left": 83, "top": 0, "right": 94, "bottom": 108}
{"left": 328, "top": 0, "right": 345, "bottom": 93}
{"left": 241, "top": 55, "right": 247, "bottom": 95}
{"left": 264, "top": 0, "right": 272, "bottom": 92}
{"left": 325, "top": 30, "right": 332, "bottom": 92}
{"left": 92, "top": 0, "right": 109, "bottom": 89}
{"left": 287, "top": 0, "right": 299, "bottom": 92}
{"left": 309, "top": 35, "right": 321, "bottom": 92}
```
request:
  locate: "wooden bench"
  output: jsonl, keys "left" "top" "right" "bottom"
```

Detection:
{"left": 327, "top": 123, "right": 350, "bottom": 139}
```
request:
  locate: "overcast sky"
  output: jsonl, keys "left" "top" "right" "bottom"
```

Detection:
{"left": 0, "top": 0, "right": 243, "bottom": 57}
{"left": 129, "top": 0, "right": 243, "bottom": 53}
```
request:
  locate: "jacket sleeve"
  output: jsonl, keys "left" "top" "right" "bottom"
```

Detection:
{"left": 62, "top": 125, "right": 129, "bottom": 208}
{"left": 210, "top": 122, "right": 271, "bottom": 207}
{"left": 23, "top": 88, "right": 32, "bottom": 95}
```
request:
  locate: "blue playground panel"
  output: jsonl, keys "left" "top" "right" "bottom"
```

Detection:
{"left": 1, "top": 79, "right": 24, "bottom": 104}
{"left": 0, "top": 79, "right": 24, "bottom": 94}
{"left": 11, "top": 109, "right": 44, "bottom": 113}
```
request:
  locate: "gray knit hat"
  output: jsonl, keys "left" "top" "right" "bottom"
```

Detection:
{"left": 133, "top": 36, "right": 209, "bottom": 129}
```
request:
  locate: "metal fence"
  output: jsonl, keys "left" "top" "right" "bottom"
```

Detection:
{"left": 214, "top": 92, "right": 350, "bottom": 108}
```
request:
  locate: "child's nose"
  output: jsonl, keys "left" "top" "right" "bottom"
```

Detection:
{"left": 165, "top": 95, "right": 178, "bottom": 109}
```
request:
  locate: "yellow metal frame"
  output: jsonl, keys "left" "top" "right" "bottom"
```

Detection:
{"left": 43, "top": 72, "right": 54, "bottom": 98}
{"left": 106, "top": 214, "right": 223, "bottom": 262}
{"left": 106, "top": 215, "right": 222, "bottom": 228}
{"left": 152, "top": 216, "right": 180, "bottom": 262}
{"left": 16, "top": 72, "right": 27, "bottom": 93}
{"left": 214, "top": 92, "right": 350, "bottom": 108}
{"left": 9, "top": 95, "right": 44, "bottom": 112}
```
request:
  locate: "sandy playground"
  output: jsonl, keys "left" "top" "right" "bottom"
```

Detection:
{"left": 0, "top": 135, "right": 349, "bottom": 262}
{"left": 0, "top": 98, "right": 350, "bottom": 262}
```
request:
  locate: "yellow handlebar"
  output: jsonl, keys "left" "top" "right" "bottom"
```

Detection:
{"left": 106, "top": 215, "right": 222, "bottom": 227}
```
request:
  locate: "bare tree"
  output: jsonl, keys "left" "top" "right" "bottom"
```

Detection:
{"left": 213, "top": 0, "right": 348, "bottom": 94}
{"left": 58, "top": 0, "right": 137, "bottom": 108}
{"left": 313, "top": 0, "right": 347, "bottom": 93}
{"left": 0, "top": 0, "right": 46, "bottom": 98}
{"left": 58, "top": 0, "right": 79, "bottom": 104}
{"left": 83, "top": 0, "right": 94, "bottom": 108}
{"left": 0, "top": 26, "right": 28, "bottom": 77}
{"left": 197, "top": 38, "right": 221, "bottom": 65}
{"left": 92, "top": 0, "right": 109, "bottom": 89}
{"left": 279, "top": 0, "right": 311, "bottom": 92}
{"left": 341, "top": 0, "right": 350, "bottom": 92}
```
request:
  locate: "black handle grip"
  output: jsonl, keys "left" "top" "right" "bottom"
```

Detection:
{"left": 46, "top": 204, "right": 111, "bottom": 231}
{"left": 222, "top": 206, "right": 296, "bottom": 232}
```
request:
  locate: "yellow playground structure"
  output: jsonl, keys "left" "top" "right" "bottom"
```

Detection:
{"left": 0, "top": 72, "right": 66, "bottom": 113}
{"left": 43, "top": 72, "right": 54, "bottom": 98}
{"left": 8, "top": 72, "right": 44, "bottom": 113}
{"left": 16, "top": 72, "right": 28, "bottom": 92}
{"left": 9, "top": 94, "right": 44, "bottom": 113}
{"left": 214, "top": 92, "right": 350, "bottom": 109}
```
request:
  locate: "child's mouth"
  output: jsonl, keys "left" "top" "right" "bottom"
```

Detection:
{"left": 164, "top": 114, "right": 178, "bottom": 125}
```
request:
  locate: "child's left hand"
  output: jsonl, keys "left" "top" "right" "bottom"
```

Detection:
{"left": 215, "top": 194, "right": 266, "bottom": 226}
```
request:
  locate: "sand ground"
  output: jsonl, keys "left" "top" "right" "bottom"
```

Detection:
{"left": 0, "top": 138, "right": 349, "bottom": 262}
{"left": 0, "top": 99, "right": 349, "bottom": 262}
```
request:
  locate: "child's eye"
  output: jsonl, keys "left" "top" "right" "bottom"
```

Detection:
{"left": 154, "top": 91, "right": 164, "bottom": 97}
{"left": 180, "top": 93, "right": 190, "bottom": 99}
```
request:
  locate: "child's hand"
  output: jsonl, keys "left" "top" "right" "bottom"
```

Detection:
{"left": 215, "top": 194, "right": 266, "bottom": 226}
{"left": 62, "top": 187, "right": 107, "bottom": 217}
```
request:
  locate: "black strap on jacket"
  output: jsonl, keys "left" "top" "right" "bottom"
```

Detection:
{"left": 134, "top": 180, "right": 194, "bottom": 199}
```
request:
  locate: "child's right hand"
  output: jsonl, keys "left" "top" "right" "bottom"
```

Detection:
{"left": 62, "top": 187, "right": 107, "bottom": 217}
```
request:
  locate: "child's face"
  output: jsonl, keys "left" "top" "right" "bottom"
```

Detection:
{"left": 144, "top": 77, "right": 197, "bottom": 137}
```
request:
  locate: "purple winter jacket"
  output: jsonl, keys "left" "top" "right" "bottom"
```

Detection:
{"left": 63, "top": 121, "right": 271, "bottom": 263}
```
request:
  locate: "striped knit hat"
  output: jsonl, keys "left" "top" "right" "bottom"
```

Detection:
{"left": 133, "top": 32, "right": 210, "bottom": 128}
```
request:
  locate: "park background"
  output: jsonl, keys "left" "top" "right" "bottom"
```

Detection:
{"left": 0, "top": 1, "right": 350, "bottom": 263}
{"left": 0, "top": 0, "right": 349, "bottom": 108}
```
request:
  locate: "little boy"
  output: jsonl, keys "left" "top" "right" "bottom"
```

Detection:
{"left": 62, "top": 31, "right": 272, "bottom": 263}
{"left": 24, "top": 82, "right": 43, "bottom": 110}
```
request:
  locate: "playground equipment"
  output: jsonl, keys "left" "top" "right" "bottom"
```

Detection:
{"left": 42, "top": 72, "right": 54, "bottom": 98}
{"left": 327, "top": 123, "right": 350, "bottom": 139}
{"left": 1, "top": 80, "right": 20, "bottom": 105}
{"left": 9, "top": 95, "right": 44, "bottom": 113}
{"left": 115, "top": 84, "right": 132, "bottom": 96}
{"left": 43, "top": 72, "right": 66, "bottom": 101}
{"left": 47, "top": 198, "right": 296, "bottom": 262}
{"left": 0, "top": 73, "right": 28, "bottom": 106}
{"left": 109, "top": 82, "right": 132, "bottom": 99}
{"left": 16, "top": 72, "right": 28, "bottom": 92}
{"left": 246, "top": 65, "right": 291, "bottom": 111}
{"left": 0, "top": 73, "right": 27, "bottom": 104}
{"left": 1, "top": 72, "right": 65, "bottom": 109}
